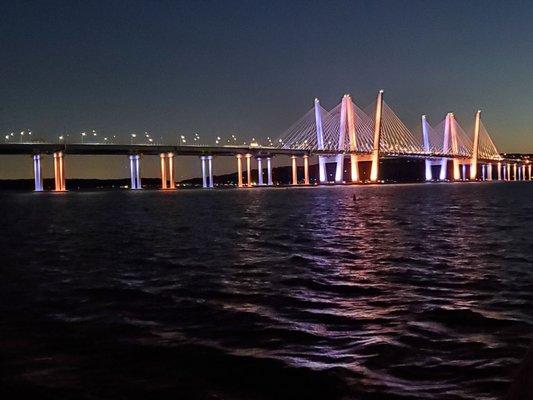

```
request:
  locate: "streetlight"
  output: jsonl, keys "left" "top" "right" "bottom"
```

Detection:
{"left": 59, "top": 135, "right": 64, "bottom": 142}
{"left": 130, "top": 133, "right": 137, "bottom": 144}
{"left": 20, "top": 130, "right": 24, "bottom": 143}
{"left": 81, "top": 132, "right": 86, "bottom": 143}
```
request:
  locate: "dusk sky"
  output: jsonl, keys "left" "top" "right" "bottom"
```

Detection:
{"left": 1, "top": 0, "right": 532, "bottom": 179}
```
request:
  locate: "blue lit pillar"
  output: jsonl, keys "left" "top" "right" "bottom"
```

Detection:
{"left": 33, "top": 154, "right": 43, "bottom": 191}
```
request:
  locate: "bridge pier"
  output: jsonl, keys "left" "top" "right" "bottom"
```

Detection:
{"left": 487, "top": 163, "right": 493, "bottom": 181}
{"left": 513, "top": 163, "right": 518, "bottom": 181}
{"left": 453, "top": 159, "right": 461, "bottom": 181}
{"left": 236, "top": 154, "right": 243, "bottom": 187}
{"left": 521, "top": 164, "right": 525, "bottom": 181}
{"left": 303, "top": 155, "right": 310, "bottom": 185}
{"left": 481, "top": 164, "right": 486, "bottom": 180}
{"left": 528, "top": 164, "right": 532, "bottom": 180}
{"left": 129, "top": 155, "right": 142, "bottom": 189}
{"left": 461, "top": 164, "right": 466, "bottom": 181}
{"left": 421, "top": 115, "right": 432, "bottom": 181}
{"left": 497, "top": 162, "right": 502, "bottom": 180}
{"left": 267, "top": 157, "right": 273, "bottom": 185}
{"left": 53, "top": 151, "right": 66, "bottom": 191}
{"left": 207, "top": 155, "right": 214, "bottom": 188}
{"left": 245, "top": 154, "right": 252, "bottom": 187}
{"left": 257, "top": 157, "right": 264, "bottom": 185}
{"left": 505, "top": 163, "right": 510, "bottom": 180}
{"left": 291, "top": 155, "right": 298, "bottom": 185}
{"left": 33, "top": 154, "right": 43, "bottom": 191}
{"left": 470, "top": 110, "right": 481, "bottom": 180}
{"left": 159, "top": 153, "right": 175, "bottom": 189}
{"left": 200, "top": 156, "right": 207, "bottom": 188}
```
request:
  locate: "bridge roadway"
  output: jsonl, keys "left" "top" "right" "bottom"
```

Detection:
{"left": 0, "top": 143, "right": 518, "bottom": 163}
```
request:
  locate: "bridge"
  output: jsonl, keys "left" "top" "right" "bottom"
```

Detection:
{"left": 0, "top": 90, "right": 530, "bottom": 191}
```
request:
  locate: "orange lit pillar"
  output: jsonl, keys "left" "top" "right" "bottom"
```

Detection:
{"left": 245, "top": 154, "right": 252, "bottom": 187}
{"left": 236, "top": 154, "right": 243, "bottom": 187}
{"left": 291, "top": 155, "right": 298, "bottom": 185}
{"left": 513, "top": 163, "right": 517, "bottom": 181}
{"left": 529, "top": 164, "right": 532, "bottom": 180}
{"left": 168, "top": 152, "right": 175, "bottom": 189}
{"left": 506, "top": 163, "right": 511, "bottom": 181}
{"left": 521, "top": 164, "right": 526, "bottom": 181}
{"left": 303, "top": 155, "right": 310, "bottom": 185}
{"left": 160, "top": 153, "right": 168, "bottom": 189}
{"left": 53, "top": 151, "right": 66, "bottom": 191}
{"left": 497, "top": 162, "right": 502, "bottom": 180}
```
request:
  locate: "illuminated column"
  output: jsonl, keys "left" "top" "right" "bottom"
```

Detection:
{"left": 303, "top": 155, "right": 310, "bottom": 185}
{"left": 257, "top": 157, "right": 263, "bottom": 185}
{"left": 497, "top": 162, "right": 502, "bottom": 180}
{"left": 236, "top": 154, "right": 243, "bottom": 187}
{"left": 135, "top": 155, "right": 141, "bottom": 189}
{"left": 346, "top": 95, "right": 359, "bottom": 183}
{"left": 168, "top": 153, "right": 175, "bottom": 189}
{"left": 200, "top": 156, "right": 207, "bottom": 188}
{"left": 335, "top": 96, "right": 347, "bottom": 183}
{"left": 421, "top": 115, "right": 432, "bottom": 181}
{"left": 529, "top": 164, "right": 532, "bottom": 180}
{"left": 207, "top": 155, "right": 214, "bottom": 188}
{"left": 129, "top": 155, "right": 136, "bottom": 189}
{"left": 470, "top": 110, "right": 481, "bottom": 180}
{"left": 505, "top": 163, "right": 510, "bottom": 180}
{"left": 440, "top": 114, "right": 451, "bottom": 180}
{"left": 33, "top": 154, "right": 43, "bottom": 191}
{"left": 481, "top": 164, "right": 486, "bottom": 180}
{"left": 518, "top": 164, "right": 522, "bottom": 181}
{"left": 266, "top": 157, "right": 273, "bottom": 185}
{"left": 291, "top": 155, "right": 298, "bottom": 185}
{"left": 450, "top": 115, "right": 461, "bottom": 180}
{"left": 513, "top": 163, "right": 517, "bottom": 181}
{"left": 53, "top": 151, "right": 66, "bottom": 191}
{"left": 370, "top": 90, "right": 384, "bottom": 182}
{"left": 521, "top": 164, "right": 526, "bottom": 181}
{"left": 245, "top": 154, "right": 252, "bottom": 187}
{"left": 314, "top": 98, "right": 327, "bottom": 183}
{"left": 487, "top": 163, "right": 492, "bottom": 181}
{"left": 462, "top": 164, "right": 466, "bottom": 181}
{"left": 160, "top": 153, "right": 168, "bottom": 189}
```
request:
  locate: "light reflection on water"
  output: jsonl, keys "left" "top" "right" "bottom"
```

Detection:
{"left": 0, "top": 182, "right": 532, "bottom": 399}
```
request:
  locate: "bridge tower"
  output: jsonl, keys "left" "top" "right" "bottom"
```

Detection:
{"left": 450, "top": 114, "right": 461, "bottom": 180}
{"left": 335, "top": 95, "right": 348, "bottom": 182}
{"left": 470, "top": 110, "right": 481, "bottom": 180}
{"left": 346, "top": 95, "right": 359, "bottom": 182}
{"left": 439, "top": 113, "right": 451, "bottom": 180}
{"left": 421, "top": 115, "right": 432, "bottom": 181}
{"left": 314, "top": 98, "right": 327, "bottom": 183}
{"left": 370, "top": 90, "right": 384, "bottom": 182}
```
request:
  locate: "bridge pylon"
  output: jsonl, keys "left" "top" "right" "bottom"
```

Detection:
{"left": 470, "top": 110, "right": 481, "bottom": 180}
{"left": 314, "top": 98, "right": 327, "bottom": 183}
{"left": 421, "top": 115, "right": 432, "bottom": 181}
{"left": 370, "top": 90, "right": 384, "bottom": 182}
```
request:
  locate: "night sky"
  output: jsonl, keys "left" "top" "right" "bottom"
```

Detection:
{"left": 1, "top": 0, "right": 532, "bottom": 179}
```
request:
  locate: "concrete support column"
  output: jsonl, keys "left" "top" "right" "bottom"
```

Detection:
{"left": 318, "top": 156, "right": 327, "bottom": 183}
{"left": 129, "top": 155, "right": 136, "bottom": 189}
{"left": 160, "top": 153, "right": 168, "bottom": 189}
{"left": 487, "top": 163, "right": 493, "bottom": 181}
{"left": 521, "top": 164, "right": 525, "bottom": 181}
{"left": 207, "top": 155, "right": 214, "bottom": 188}
{"left": 453, "top": 159, "right": 461, "bottom": 180}
{"left": 291, "top": 155, "right": 298, "bottom": 185}
{"left": 168, "top": 153, "right": 175, "bottom": 189}
{"left": 529, "top": 164, "right": 532, "bottom": 181}
{"left": 245, "top": 154, "right": 252, "bottom": 187}
{"left": 236, "top": 155, "right": 243, "bottom": 187}
{"left": 303, "top": 155, "right": 310, "bottom": 185}
{"left": 461, "top": 164, "right": 466, "bottom": 181}
{"left": 53, "top": 151, "right": 66, "bottom": 192}
{"left": 505, "top": 163, "right": 509, "bottom": 181}
{"left": 370, "top": 90, "right": 384, "bottom": 182}
{"left": 481, "top": 164, "right": 486, "bottom": 181}
{"left": 497, "top": 162, "right": 502, "bottom": 180}
{"left": 135, "top": 155, "right": 141, "bottom": 189}
{"left": 267, "top": 157, "right": 273, "bottom": 186}
{"left": 200, "top": 156, "right": 207, "bottom": 188}
{"left": 513, "top": 163, "right": 518, "bottom": 181}
{"left": 257, "top": 157, "right": 263, "bottom": 185}
{"left": 33, "top": 154, "right": 43, "bottom": 191}
{"left": 350, "top": 154, "right": 359, "bottom": 182}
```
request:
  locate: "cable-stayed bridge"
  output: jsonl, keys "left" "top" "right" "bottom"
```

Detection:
{"left": 275, "top": 90, "right": 506, "bottom": 183}
{"left": 0, "top": 90, "right": 530, "bottom": 191}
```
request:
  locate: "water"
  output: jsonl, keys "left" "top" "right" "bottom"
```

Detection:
{"left": 1, "top": 183, "right": 532, "bottom": 400}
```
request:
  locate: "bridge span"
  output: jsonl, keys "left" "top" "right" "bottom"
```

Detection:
{"left": 0, "top": 90, "right": 531, "bottom": 191}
